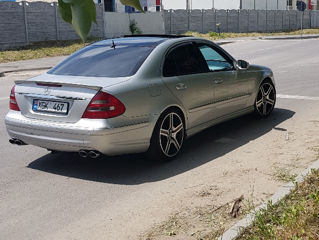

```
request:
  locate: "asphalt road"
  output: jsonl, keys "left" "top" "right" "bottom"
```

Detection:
{"left": 0, "top": 39, "right": 318, "bottom": 240}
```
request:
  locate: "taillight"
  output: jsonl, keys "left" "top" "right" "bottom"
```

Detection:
{"left": 82, "top": 91, "right": 126, "bottom": 119}
{"left": 9, "top": 85, "right": 20, "bottom": 111}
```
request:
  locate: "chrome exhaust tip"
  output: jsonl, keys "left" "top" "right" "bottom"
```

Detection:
{"left": 15, "top": 139, "right": 24, "bottom": 146}
{"left": 88, "top": 151, "right": 101, "bottom": 159}
{"left": 9, "top": 138, "right": 27, "bottom": 146}
{"left": 79, "top": 150, "right": 101, "bottom": 159}
{"left": 79, "top": 150, "right": 88, "bottom": 158}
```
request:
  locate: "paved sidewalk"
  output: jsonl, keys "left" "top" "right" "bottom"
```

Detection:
{"left": 0, "top": 56, "right": 66, "bottom": 76}
{"left": 215, "top": 33, "right": 319, "bottom": 43}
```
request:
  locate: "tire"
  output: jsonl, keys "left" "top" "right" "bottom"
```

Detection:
{"left": 148, "top": 110, "right": 185, "bottom": 161}
{"left": 254, "top": 80, "right": 276, "bottom": 118}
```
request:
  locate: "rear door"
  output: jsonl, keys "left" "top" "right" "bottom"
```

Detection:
{"left": 161, "top": 43, "right": 214, "bottom": 129}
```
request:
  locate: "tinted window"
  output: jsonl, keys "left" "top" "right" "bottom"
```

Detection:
{"left": 163, "top": 44, "right": 203, "bottom": 77}
{"left": 163, "top": 52, "right": 178, "bottom": 77}
{"left": 48, "top": 44, "right": 154, "bottom": 78}
{"left": 198, "top": 45, "right": 233, "bottom": 72}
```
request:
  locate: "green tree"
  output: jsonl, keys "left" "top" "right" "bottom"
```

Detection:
{"left": 58, "top": 0, "right": 144, "bottom": 42}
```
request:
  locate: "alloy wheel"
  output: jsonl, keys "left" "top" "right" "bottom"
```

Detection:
{"left": 159, "top": 112, "right": 184, "bottom": 157}
{"left": 255, "top": 82, "right": 276, "bottom": 116}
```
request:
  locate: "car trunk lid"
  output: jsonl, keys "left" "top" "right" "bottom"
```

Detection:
{"left": 14, "top": 73, "right": 129, "bottom": 123}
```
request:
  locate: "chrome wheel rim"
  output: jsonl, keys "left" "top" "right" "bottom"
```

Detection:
{"left": 159, "top": 113, "right": 184, "bottom": 157}
{"left": 256, "top": 82, "right": 276, "bottom": 116}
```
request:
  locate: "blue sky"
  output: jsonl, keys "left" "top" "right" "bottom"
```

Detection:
{"left": 162, "top": 0, "right": 240, "bottom": 10}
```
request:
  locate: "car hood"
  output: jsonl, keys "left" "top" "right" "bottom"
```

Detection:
{"left": 15, "top": 73, "right": 131, "bottom": 89}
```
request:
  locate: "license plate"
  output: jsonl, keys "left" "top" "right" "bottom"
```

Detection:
{"left": 32, "top": 99, "right": 69, "bottom": 115}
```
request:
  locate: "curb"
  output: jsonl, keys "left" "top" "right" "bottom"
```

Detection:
{"left": 0, "top": 67, "right": 51, "bottom": 77}
{"left": 263, "top": 35, "right": 319, "bottom": 40}
{"left": 218, "top": 158, "right": 319, "bottom": 240}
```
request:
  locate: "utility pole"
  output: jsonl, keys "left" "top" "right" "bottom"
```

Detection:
{"left": 212, "top": 0, "right": 215, "bottom": 9}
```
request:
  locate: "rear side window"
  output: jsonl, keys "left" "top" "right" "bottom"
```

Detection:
{"left": 163, "top": 44, "right": 204, "bottom": 77}
{"left": 48, "top": 44, "right": 154, "bottom": 78}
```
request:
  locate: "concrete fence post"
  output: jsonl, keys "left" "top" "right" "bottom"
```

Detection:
{"left": 257, "top": 10, "right": 259, "bottom": 32}
{"left": 248, "top": 10, "right": 250, "bottom": 32}
{"left": 238, "top": 10, "right": 240, "bottom": 33}
{"left": 54, "top": 2, "right": 59, "bottom": 40}
{"left": 288, "top": 11, "right": 290, "bottom": 30}
{"left": 273, "top": 12, "right": 276, "bottom": 32}
{"left": 282, "top": 10, "right": 284, "bottom": 31}
{"left": 187, "top": 10, "right": 190, "bottom": 31}
{"left": 201, "top": 9, "right": 204, "bottom": 33}
{"left": 22, "top": 1, "right": 29, "bottom": 44}
{"left": 226, "top": 10, "right": 229, "bottom": 32}
{"left": 266, "top": 10, "right": 268, "bottom": 32}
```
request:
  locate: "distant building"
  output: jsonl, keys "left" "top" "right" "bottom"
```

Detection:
{"left": 287, "top": 0, "right": 319, "bottom": 10}
{"left": 241, "top": 0, "right": 287, "bottom": 10}
{"left": 241, "top": 0, "right": 318, "bottom": 10}
{"left": 104, "top": 0, "right": 162, "bottom": 13}
{"left": 163, "top": 0, "right": 318, "bottom": 11}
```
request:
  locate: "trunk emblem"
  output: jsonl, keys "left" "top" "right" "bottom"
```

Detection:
{"left": 44, "top": 87, "right": 51, "bottom": 95}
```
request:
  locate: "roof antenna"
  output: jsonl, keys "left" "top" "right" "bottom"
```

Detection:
{"left": 111, "top": 40, "right": 116, "bottom": 49}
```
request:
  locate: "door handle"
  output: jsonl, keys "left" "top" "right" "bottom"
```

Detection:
{"left": 176, "top": 83, "right": 187, "bottom": 90}
{"left": 214, "top": 79, "right": 224, "bottom": 84}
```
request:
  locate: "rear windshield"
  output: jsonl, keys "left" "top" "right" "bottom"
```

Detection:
{"left": 48, "top": 44, "right": 154, "bottom": 78}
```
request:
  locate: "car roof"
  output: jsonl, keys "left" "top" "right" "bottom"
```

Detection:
{"left": 92, "top": 35, "right": 194, "bottom": 47}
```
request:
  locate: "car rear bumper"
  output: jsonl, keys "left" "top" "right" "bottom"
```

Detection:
{"left": 5, "top": 111, "right": 152, "bottom": 156}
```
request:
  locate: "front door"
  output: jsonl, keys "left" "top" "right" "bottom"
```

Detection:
{"left": 195, "top": 43, "right": 249, "bottom": 119}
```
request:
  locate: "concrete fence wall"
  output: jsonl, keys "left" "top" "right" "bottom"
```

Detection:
{"left": 0, "top": 1, "right": 104, "bottom": 49}
{"left": 164, "top": 9, "right": 319, "bottom": 34}
{"left": 103, "top": 12, "right": 165, "bottom": 38}
{"left": 1, "top": 1, "right": 319, "bottom": 50}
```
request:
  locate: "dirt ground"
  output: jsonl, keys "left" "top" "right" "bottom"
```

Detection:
{"left": 140, "top": 100, "right": 319, "bottom": 240}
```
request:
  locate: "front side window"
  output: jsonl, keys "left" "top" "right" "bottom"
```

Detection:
{"left": 198, "top": 44, "right": 233, "bottom": 72}
{"left": 163, "top": 44, "right": 204, "bottom": 77}
{"left": 48, "top": 44, "right": 154, "bottom": 78}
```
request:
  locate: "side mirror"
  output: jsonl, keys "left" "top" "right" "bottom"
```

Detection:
{"left": 237, "top": 60, "right": 250, "bottom": 69}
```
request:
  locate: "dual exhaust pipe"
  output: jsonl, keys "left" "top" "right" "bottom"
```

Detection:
{"left": 9, "top": 138, "right": 27, "bottom": 146}
{"left": 9, "top": 139, "right": 100, "bottom": 159}
{"left": 79, "top": 150, "right": 101, "bottom": 159}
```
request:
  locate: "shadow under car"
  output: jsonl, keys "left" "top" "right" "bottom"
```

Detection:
{"left": 28, "top": 108, "right": 295, "bottom": 185}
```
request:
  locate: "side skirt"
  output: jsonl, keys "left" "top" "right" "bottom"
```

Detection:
{"left": 186, "top": 106, "right": 254, "bottom": 138}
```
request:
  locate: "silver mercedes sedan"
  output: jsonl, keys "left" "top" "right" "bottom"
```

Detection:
{"left": 5, "top": 35, "right": 276, "bottom": 161}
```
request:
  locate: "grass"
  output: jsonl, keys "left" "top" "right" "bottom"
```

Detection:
{"left": 0, "top": 38, "right": 99, "bottom": 63}
{"left": 271, "top": 165, "right": 297, "bottom": 183}
{"left": 185, "top": 28, "right": 319, "bottom": 40}
{"left": 236, "top": 169, "right": 319, "bottom": 240}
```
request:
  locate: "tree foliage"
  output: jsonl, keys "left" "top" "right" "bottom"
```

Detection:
{"left": 58, "top": 0, "right": 144, "bottom": 42}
